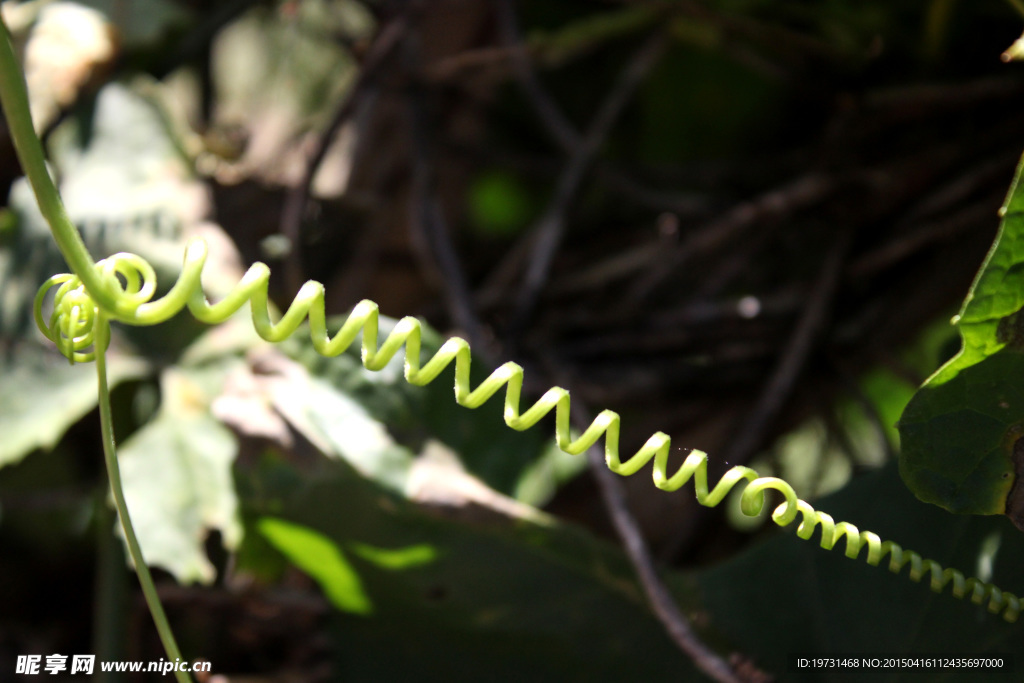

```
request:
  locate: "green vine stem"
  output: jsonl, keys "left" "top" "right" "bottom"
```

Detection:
{"left": 0, "top": 15, "right": 190, "bottom": 682}
{"left": 0, "top": 18, "right": 125, "bottom": 313}
{"left": 0, "top": 14, "right": 1020, "bottom": 680}
{"left": 95, "top": 323, "right": 191, "bottom": 683}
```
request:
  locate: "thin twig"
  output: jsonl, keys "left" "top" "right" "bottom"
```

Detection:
{"left": 847, "top": 200, "right": 995, "bottom": 279}
{"left": 719, "top": 230, "right": 852, "bottom": 468}
{"left": 594, "top": 165, "right": 711, "bottom": 216}
{"left": 405, "top": 18, "right": 495, "bottom": 364}
{"left": 509, "top": 31, "right": 668, "bottom": 334}
{"left": 278, "top": 9, "right": 412, "bottom": 294}
{"left": 495, "top": 0, "right": 710, "bottom": 223}
{"left": 665, "top": 232, "right": 851, "bottom": 562}
{"left": 493, "top": 0, "right": 581, "bottom": 152}
{"left": 544, "top": 360, "right": 743, "bottom": 683}
{"left": 619, "top": 173, "right": 835, "bottom": 309}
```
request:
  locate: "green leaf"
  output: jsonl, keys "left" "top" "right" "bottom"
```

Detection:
{"left": 237, "top": 455, "right": 700, "bottom": 681}
{"left": 271, "top": 370, "right": 416, "bottom": 492}
{"left": 239, "top": 451, "right": 1023, "bottom": 680}
{"left": 899, "top": 353, "right": 1024, "bottom": 514}
{"left": 117, "top": 365, "right": 241, "bottom": 584}
{"left": 0, "top": 342, "right": 149, "bottom": 467}
{"left": 899, "top": 152, "right": 1024, "bottom": 516}
{"left": 696, "top": 461, "right": 1022, "bottom": 682}
{"left": 42, "top": 81, "right": 203, "bottom": 278}
{"left": 926, "top": 153, "right": 1024, "bottom": 388}
{"left": 349, "top": 541, "right": 439, "bottom": 570}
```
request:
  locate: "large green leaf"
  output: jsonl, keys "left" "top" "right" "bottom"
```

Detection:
{"left": 696, "top": 460, "right": 1022, "bottom": 682}
{"left": 239, "top": 449, "right": 1023, "bottom": 681}
{"left": 924, "top": 153, "right": 1024, "bottom": 387}
{"left": 899, "top": 353, "right": 1024, "bottom": 515}
{"left": 899, "top": 152, "right": 1024, "bottom": 517}
{"left": 117, "top": 364, "right": 242, "bottom": 584}
{"left": 239, "top": 454, "right": 700, "bottom": 682}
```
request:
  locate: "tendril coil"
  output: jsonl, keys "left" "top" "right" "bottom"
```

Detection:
{"left": 35, "top": 238, "right": 1022, "bottom": 623}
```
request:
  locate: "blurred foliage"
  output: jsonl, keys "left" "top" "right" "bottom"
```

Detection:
{"left": 240, "top": 453, "right": 702, "bottom": 681}
{"left": 467, "top": 170, "right": 536, "bottom": 238}
{"left": 699, "top": 460, "right": 1022, "bottom": 683}
{"left": 1, "top": 0, "right": 1024, "bottom": 680}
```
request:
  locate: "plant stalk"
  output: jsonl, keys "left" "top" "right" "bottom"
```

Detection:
{"left": 92, "top": 491, "right": 127, "bottom": 683}
{"left": 95, "top": 321, "right": 193, "bottom": 683}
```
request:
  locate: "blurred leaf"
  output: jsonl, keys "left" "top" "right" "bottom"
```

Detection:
{"left": 283, "top": 316, "right": 550, "bottom": 496}
{"left": 512, "top": 440, "right": 589, "bottom": 508}
{"left": 269, "top": 368, "right": 416, "bottom": 492}
{"left": 77, "top": 0, "right": 192, "bottom": 51}
{"left": 118, "top": 363, "right": 241, "bottom": 584}
{"left": 259, "top": 517, "right": 374, "bottom": 616}
{"left": 0, "top": 342, "right": 149, "bottom": 467}
{"left": 899, "top": 153, "right": 1024, "bottom": 515}
{"left": 48, "top": 81, "right": 204, "bottom": 266}
{"left": 528, "top": 7, "right": 656, "bottom": 66}
{"left": 238, "top": 455, "right": 699, "bottom": 682}
{"left": 467, "top": 170, "right": 535, "bottom": 238}
{"left": 223, "top": 341, "right": 560, "bottom": 518}
{"left": 209, "top": 1, "right": 367, "bottom": 185}
{"left": 860, "top": 367, "right": 918, "bottom": 449}
{"left": 349, "top": 541, "right": 439, "bottom": 570}
{"left": 243, "top": 448, "right": 1024, "bottom": 680}
{"left": 23, "top": 2, "right": 118, "bottom": 130}
{"left": 1, "top": 79, "right": 217, "bottom": 350}
{"left": 696, "top": 460, "right": 1022, "bottom": 682}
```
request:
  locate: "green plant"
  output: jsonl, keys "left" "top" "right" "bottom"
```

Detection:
{"left": 900, "top": 153, "right": 1024, "bottom": 522}
{"left": 1, "top": 9, "right": 1022, "bottom": 683}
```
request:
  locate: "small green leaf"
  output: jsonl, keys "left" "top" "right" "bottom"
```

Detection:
{"left": 926, "top": 153, "right": 1024, "bottom": 388}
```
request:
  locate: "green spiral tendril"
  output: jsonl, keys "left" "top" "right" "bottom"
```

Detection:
{"left": 33, "top": 240, "right": 1022, "bottom": 623}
